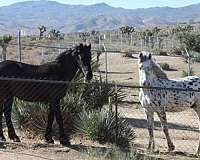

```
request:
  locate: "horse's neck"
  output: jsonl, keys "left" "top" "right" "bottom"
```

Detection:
{"left": 139, "top": 69, "right": 157, "bottom": 85}
{"left": 56, "top": 56, "right": 79, "bottom": 81}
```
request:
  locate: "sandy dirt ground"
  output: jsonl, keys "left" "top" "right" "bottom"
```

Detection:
{"left": 1, "top": 49, "right": 200, "bottom": 159}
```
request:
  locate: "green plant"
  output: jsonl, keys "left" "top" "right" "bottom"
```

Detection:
{"left": 38, "top": 25, "right": 46, "bottom": 40}
{"left": 177, "top": 32, "right": 200, "bottom": 53}
{"left": 84, "top": 145, "right": 160, "bottom": 160}
{"left": 13, "top": 93, "right": 88, "bottom": 138}
{"left": 74, "top": 109, "right": 134, "bottom": 148}
{"left": 158, "top": 63, "right": 170, "bottom": 70}
{"left": 191, "top": 52, "right": 200, "bottom": 63}
{"left": 0, "top": 34, "right": 12, "bottom": 60}
{"left": 182, "top": 67, "right": 194, "bottom": 77}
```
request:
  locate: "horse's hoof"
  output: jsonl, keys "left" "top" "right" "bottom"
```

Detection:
{"left": 168, "top": 144, "right": 175, "bottom": 152}
{"left": 0, "top": 136, "right": 6, "bottom": 142}
{"left": 45, "top": 138, "right": 54, "bottom": 144}
{"left": 60, "top": 139, "right": 71, "bottom": 146}
{"left": 10, "top": 136, "right": 21, "bottom": 142}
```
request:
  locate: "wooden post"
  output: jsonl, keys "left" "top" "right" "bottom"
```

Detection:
{"left": 18, "top": 30, "right": 22, "bottom": 62}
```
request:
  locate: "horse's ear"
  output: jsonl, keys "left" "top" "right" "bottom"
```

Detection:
{"left": 148, "top": 53, "right": 152, "bottom": 60}
{"left": 88, "top": 44, "right": 91, "bottom": 50}
{"left": 139, "top": 52, "right": 143, "bottom": 58}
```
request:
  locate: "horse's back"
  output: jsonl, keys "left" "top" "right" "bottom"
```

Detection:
{"left": 0, "top": 60, "right": 67, "bottom": 102}
{"left": 0, "top": 60, "right": 23, "bottom": 77}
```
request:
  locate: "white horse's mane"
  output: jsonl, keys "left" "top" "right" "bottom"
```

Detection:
{"left": 140, "top": 51, "right": 168, "bottom": 79}
{"left": 151, "top": 60, "right": 168, "bottom": 79}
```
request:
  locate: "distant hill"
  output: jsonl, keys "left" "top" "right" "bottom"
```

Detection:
{"left": 0, "top": 1, "right": 200, "bottom": 34}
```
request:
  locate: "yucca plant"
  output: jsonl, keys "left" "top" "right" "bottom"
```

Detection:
{"left": 13, "top": 93, "right": 88, "bottom": 138}
{"left": 74, "top": 109, "right": 134, "bottom": 148}
{"left": 12, "top": 56, "right": 127, "bottom": 144}
{"left": 182, "top": 67, "right": 194, "bottom": 77}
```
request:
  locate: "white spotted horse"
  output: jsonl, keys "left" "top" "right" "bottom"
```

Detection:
{"left": 0, "top": 43, "right": 93, "bottom": 146}
{"left": 138, "top": 51, "right": 200, "bottom": 155}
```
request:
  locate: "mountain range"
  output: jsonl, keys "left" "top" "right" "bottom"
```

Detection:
{"left": 0, "top": 1, "right": 200, "bottom": 34}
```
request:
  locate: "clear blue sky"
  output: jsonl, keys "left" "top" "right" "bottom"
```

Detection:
{"left": 0, "top": 0, "right": 200, "bottom": 9}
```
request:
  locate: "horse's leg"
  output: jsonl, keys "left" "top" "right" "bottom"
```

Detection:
{"left": 52, "top": 100, "right": 70, "bottom": 146}
{"left": 192, "top": 106, "right": 200, "bottom": 156}
{"left": 45, "top": 104, "right": 55, "bottom": 143}
{"left": 3, "top": 98, "right": 20, "bottom": 142}
{"left": 156, "top": 110, "right": 175, "bottom": 152}
{"left": 145, "top": 108, "right": 155, "bottom": 150}
{"left": 0, "top": 104, "right": 6, "bottom": 141}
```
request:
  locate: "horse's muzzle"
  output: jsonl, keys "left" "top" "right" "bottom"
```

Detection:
{"left": 86, "top": 72, "right": 93, "bottom": 81}
{"left": 84, "top": 71, "right": 93, "bottom": 83}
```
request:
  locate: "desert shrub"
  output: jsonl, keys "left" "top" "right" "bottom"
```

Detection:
{"left": 85, "top": 146, "right": 160, "bottom": 160}
{"left": 177, "top": 32, "right": 200, "bottom": 53}
{"left": 191, "top": 52, "right": 200, "bottom": 63}
{"left": 74, "top": 109, "right": 134, "bottom": 148}
{"left": 82, "top": 80, "right": 126, "bottom": 110}
{"left": 169, "top": 48, "right": 183, "bottom": 56}
{"left": 121, "top": 49, "right": 134, "bottom": 58}
{"left": 182, "top": 68, "right": 194, "bottom": 77}
{"left": 158, "top": 51, "right": 168, "bottom": 56}
{"left": 12, "top": 78, "right": 125, "bottom": 139}
{"left": 158, "top": 62, "right": 170, "bottom": 70}
{"left": 13, "top": 93, "right": 87, "bottom": 138}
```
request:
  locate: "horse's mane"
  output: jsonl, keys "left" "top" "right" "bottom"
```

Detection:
{"left": 151, "top": 59, "right": 168, "bottom": 79}
{"left": 55, "top": 49, "right": 73, "bottom": 63}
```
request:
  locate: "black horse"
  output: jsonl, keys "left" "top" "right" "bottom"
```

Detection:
{"left": 0, "top": 43, "right": 93, "bottom": 145}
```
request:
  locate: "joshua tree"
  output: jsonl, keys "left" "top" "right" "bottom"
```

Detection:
{"left": 79, "top": 32, "right": 90, "bottom": 42}
{"left": 0, "top": 35, "right": 12, "bottom": 61}
{"left": 90, "top": 30, "right": 100, "bottom": 43}
{"left": 38, "top": 25, "right": 47, "bottom": 40}
{"left": 48, "top": 29, "right": 65, "bottom": 40}
{"left": 119, "top": 26, "right": 135, "bottom": 45}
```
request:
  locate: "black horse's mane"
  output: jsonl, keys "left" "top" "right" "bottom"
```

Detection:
{"left": 55, "top": 48, "right": 73, "bottom": 63}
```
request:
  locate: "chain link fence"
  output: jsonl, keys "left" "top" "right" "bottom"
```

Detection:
{"left": 0, "top": 35, "right": 200, "bottom": 156}
{"left": 0, "top": 76, "right": 199, "bottom": 155}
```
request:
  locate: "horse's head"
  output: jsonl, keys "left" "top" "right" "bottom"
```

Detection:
{"left": 72, "top": 43, "right": 93, "bottom": 82}
{"left": 138, "top": 52, "right": 168, "bottom": 81}
{"left": 138, "top": 52, "right": 152, "bottom": 71}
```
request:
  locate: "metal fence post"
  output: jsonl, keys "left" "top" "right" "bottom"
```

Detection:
{"left": 18, "top": 30, "right": 22, "bottom": 62}
{"left": 115, "top": 83, "right": 118, "bottom": 143}
{"left": 185, "top": 48, "right": 191, "bottom": 76}
{"left": 102, "top": 43, "right": 108, "bottom": 84}
{"left": 108, "top": 96, "right": 112, "bottom": 113}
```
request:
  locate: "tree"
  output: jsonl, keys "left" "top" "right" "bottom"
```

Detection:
{"left": 90, "top": 30, "right": 99, "bottom": 43}
{"left": 119, "top": 26, "right": 135, "bottom": 45}
{"left": 48, "top": 29, "right": 65, "bottom": 40}
{"left": 38, "top": 25, "right": 47, "bottom": 40}
{"left": 0, "top": 35, "right": 12, "bottom": 61}
{"left": 177, "top": 32, "right": 200, "bottom": 53}
{"left": 79, "top": 32, "right": 90, "bottom": 42}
